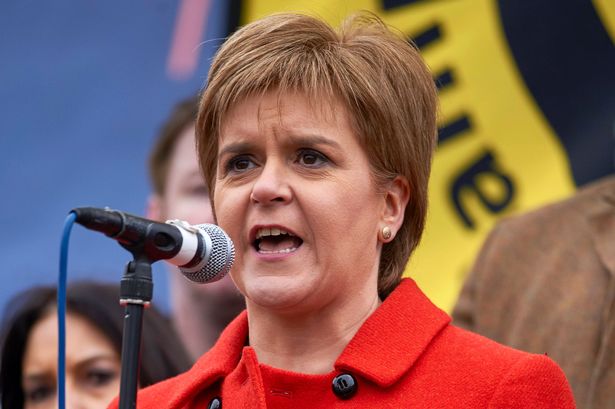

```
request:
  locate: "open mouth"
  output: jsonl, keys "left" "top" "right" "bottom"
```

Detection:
{"left": 253, "top": 227, "right": 303, "bottom": 254}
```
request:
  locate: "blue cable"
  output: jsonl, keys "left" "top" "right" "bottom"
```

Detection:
{"left": 58, "top": 212, "right": 76, "bottom": 409}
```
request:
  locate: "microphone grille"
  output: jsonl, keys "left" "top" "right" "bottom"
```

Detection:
{"left": 179, "top": 224, "right": 235, "bottom": 284}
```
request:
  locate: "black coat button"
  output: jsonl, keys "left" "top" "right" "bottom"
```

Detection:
{"left": 332, "top": 373, "right": 357, "bottom": 399}
{"left": 207, "top": 397, "right": 221, "bottom": 409}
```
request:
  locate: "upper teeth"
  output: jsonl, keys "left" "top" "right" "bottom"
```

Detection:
{"left": 256, "top": 227, "right": 294, "bottom": 239}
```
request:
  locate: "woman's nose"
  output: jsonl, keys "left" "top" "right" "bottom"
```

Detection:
{"left": 250, "top": 160, "right": 291, "bottom": 205}
{"left": 63, "top": 385, "right": 87, "bottom": 409}
{"left": 64, "top": 392, "right": 81, "bottom": 409}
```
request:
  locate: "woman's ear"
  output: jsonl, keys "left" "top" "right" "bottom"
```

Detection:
{"left": 380, "top": 176, "right": 410, "bottom": 242}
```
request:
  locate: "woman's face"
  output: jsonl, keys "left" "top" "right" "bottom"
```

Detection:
{"left": 21, "top": 311, "right": 121, "bottom": 409}
{"left": 214, "top": 91, "right": 388, "bottom": 313}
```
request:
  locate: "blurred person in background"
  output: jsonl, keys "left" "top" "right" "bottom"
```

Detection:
{"left": 453, "top": 174, "right": 615, "bottom": 409}
{"left": 0, "top": 280, "right": 190, "bottom": 409}
{"left": 146, "top": 96, "right": 245, "bottom": 359}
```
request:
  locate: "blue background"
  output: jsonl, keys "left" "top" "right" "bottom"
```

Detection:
{"left": 0, "top": 0, "right": 233, "bottom": 314}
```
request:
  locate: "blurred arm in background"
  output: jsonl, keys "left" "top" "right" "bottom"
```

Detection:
{"left": 453, "top": 175, "right": 615, "bottom": 409}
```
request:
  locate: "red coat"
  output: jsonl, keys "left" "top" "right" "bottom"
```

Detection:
{"left": 111, "top": 279, "right": 575, "bottom": 408}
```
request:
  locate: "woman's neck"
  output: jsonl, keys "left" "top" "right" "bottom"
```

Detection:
{"left": 247, "top": 292, "right": 381, "bottom": 374}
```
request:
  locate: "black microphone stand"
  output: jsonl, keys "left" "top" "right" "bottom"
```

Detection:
{"left": 70, "top": 208, "right": 189, "bottom": 408}
{"left": 118, "top": 255, "right": 153, "bottom": 409}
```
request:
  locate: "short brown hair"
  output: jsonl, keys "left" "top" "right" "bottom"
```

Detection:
{"left": 149, "top": 95, "right": 199, "bottom": 196}
{"left": 197, "top": 13, "right": 437, "bottom": 298}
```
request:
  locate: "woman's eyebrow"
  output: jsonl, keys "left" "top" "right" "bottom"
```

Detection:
{"left": 287, "top": 134, "right": 342, "bottom": 150}
{"left": 23, "top": 372, "right": 52, "bottom": 381}
{"left": 218, "top": 141, "right": 255, "bottom": 157}
{"left": 72, "top": 354, "right": 119, "bottom": 371}
{"left": 218, "top": 134, "right": 342, "bottom": 157}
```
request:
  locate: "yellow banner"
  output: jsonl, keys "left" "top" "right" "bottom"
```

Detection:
{"left": 241, "top": 0, "right": 614, "bottom": 311}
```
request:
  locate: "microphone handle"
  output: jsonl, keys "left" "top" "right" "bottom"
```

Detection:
{"left": 71, "top": 207, "right": 184, "bottom": 261}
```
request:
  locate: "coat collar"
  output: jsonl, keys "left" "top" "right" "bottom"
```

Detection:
{"left": 167, "top": 278, "right": 450, "bottom": 401}
{"left": 335, "top": 278, "right": 450, "bottom": 387}
{"left": 136, "top": 310, "right": 250, "bottom": 408}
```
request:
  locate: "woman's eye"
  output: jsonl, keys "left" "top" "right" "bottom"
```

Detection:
{"left": 188, "top": 184, "right": 209, "bottom": 197}
{"left": 84, "top": 368, "right": 118, "bottom": 387}
{"left": 25, "top": 385, "right": 54, "bottom": 403}
{"left": 297, "top": 149, "right": 328, "bottom": 167}
{"left": 226, "top": 156, "right": 256, "bottom": 173}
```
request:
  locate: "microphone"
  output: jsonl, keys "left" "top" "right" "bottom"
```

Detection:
{"left": 70, "top": 207, "right": 234, "bottom": 284}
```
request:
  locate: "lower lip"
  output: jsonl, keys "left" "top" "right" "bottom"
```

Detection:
{"left": 251, "top": 245, "right": 301, "bottom": 261}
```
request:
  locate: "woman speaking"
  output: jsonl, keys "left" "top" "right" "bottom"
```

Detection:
{"left": 113, "top": 12, "right": 575, "bottom": 408}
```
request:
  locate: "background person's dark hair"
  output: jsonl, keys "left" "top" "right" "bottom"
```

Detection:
{"left": 149, "top": 95, "right": 199, "bottom": 196}
{"left": 0, "top": 280, "right": 191, "bottom": 408}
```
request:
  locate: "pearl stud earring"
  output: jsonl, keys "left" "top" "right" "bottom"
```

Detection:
{"left": 382, "top": 226, "right": 392, "bottom": 240}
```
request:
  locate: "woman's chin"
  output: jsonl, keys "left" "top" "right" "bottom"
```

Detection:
{"left": 243, "top": 275, "right": 315, "bottom": 312}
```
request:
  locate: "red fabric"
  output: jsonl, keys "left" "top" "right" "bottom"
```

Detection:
{"left": 109, "top": 279, "right": 575, "bottom": 408}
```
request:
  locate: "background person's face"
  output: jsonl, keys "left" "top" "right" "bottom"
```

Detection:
{"left": 161, "top": 125, "right": 214, "bottom": 226}
{"left": 150, "top": 125, "right": 244, "bottom": 335}
{"left": 157, "top": 126, "right": 242, "bottom": 292}
{"left": 21, "top": 311, "right": 121, "bottom": 409}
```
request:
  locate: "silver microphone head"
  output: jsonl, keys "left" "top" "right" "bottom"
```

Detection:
{"left": 179, "top": 224, "right": 235, "bottom": 284}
